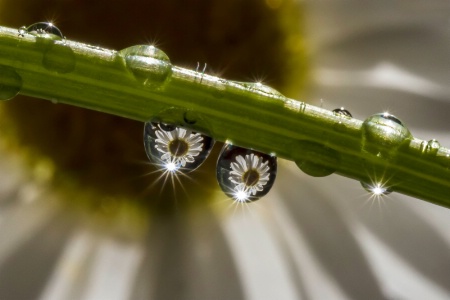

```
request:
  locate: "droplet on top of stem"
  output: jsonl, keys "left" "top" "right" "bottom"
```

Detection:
{"left": 120, "top": 45, "right": 172, "bottom": 89}
{"left": 19, "top": 22, "right": 65, "bottom": 40}
{"left": 420, "top": 139, "right": 441, "bottom": 156}
{"left": 361, "top": 112, "right": 412, "bottom": 158}
{"left": 332, "top": 107, "right": 352, "bottom": 118}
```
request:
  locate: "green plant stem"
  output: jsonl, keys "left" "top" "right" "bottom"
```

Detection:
{"left": 0, "top": 25, "right": 449, "bottom": 207}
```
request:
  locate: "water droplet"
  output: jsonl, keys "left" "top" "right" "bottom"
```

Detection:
{"left": 144, "top": 122, "right": 214, "bottom": 173}
{"left": 420, "top": 139, "right": 440, "bottom": 156}
{"left": 216, "top": 144, "right": 277, "bottom": 202}
{"left": 120, "top": 45, "right": 172, "bottom": 88}
{"left": 332, "top": 107, "right": 352, "bottom": 118}
{"left": 21, "top": 22, "right": 65, "bottom": 40}
{"left": 232, "top": 81, "right": 285, "bottom": 98}
{"left": 332, "top": 107, "right": 352, "bottom": 132}
{"left": 361, "top": 181, "right": 392, "bottom": 196}
{"left": 362, "top": 113, "right": 412, "bottom": 158}
{"left": 42, "top": 42, "right": 76, "bottom": 73}
{"left": 294, "top": 141, "right": 340, "bottom": 177}
{"left": 284, "top": 99, "right": 306, "bottom": 113}
{"left": 0, "top": 65, "right": 22, "bottom": 101}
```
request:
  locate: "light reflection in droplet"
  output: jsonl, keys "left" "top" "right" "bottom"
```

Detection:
{"left": 165, "top": 162, "right": 179, "bottom": 172}
{"left": 234, "top": 190, "right": 250, "bottom": 203}
{"left": 361, "top": 181, "right": 393, "bottom": 196}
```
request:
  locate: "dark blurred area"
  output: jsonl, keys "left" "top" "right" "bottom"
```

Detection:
{"left": 0, "top": 0, "right": 306, "bottom": 212}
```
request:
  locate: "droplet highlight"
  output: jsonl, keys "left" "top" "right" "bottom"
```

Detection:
{"left": 294, "top": 141, "right": 340, "bottom": 177}
{"left": 120, "top": 45, "right": 172, "bottom": 88}
{"left": 0, "top": 65, "right": 22, "bottom": 101}
{"left": 20, "top": 22, "right": 65, "bottom": 40}
{"left": 362, "top": 113, "right": 412, "bottom": 158}
{"left": 144, "top": 122, "right": 214, "bottom": 173}
{"left": 216, "top": 144, "right": 277, "bottom": 202}
{"left": 361, "top": 181, "right": 392, "bottom": 196}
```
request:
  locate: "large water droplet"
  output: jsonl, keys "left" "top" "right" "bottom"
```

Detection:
{"left": 361, "top": 181, "right": 392, "bottom": 196}
{"left": 20, "top": 22, "right": 65, "bottom": 40}
{"left": 362, "top": 113, "right": 412, "bottom": 158}
{"left": 120, "top": 45, "right": 172, "bottom": 88}
{"left": 144, "top": 122, "right": 214, "bottom": 173}
{"left": 294, "top": 140, "right": 340, "bottom": 177}
{"left": 420, "top": 139, "right": 441, "bottom": 156}
{"left": 42, "top": 42, "right": 76, "bottom": 73}
{"left": 0, "top": 65, "right": 22, "bottom": 101}
{"left": 216, "top": 144, "right": 277, "bottom": 202}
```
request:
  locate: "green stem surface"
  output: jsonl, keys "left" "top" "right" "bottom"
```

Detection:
{"left": 0, "top": 26, "right": 449, "bottom": 207}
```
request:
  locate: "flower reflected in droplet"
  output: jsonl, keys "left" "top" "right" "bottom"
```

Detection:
{"left": 229, "top": 153, "right": 270, "bottom": 196}
{"left": 154, "top": 127, "right": 204, "bottom": 168}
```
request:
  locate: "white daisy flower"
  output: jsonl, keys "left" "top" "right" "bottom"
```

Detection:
{"left": 229, "top": 153, "right": 271, "bottom": 196}
{"left": 154, "top": 127, "right": 203, "bottom": 167}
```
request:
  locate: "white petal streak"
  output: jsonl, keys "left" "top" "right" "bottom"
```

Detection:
{"left": 220, "top": 207, "right": 300, "bottom": 300}
{"left": 354, "top": 226, "right": 450, "bottom": 300}
{"left": 81, "top": 239, "right": 144, "bottom": 300}
{"left": 314, "top": 63, "right": 450, "bottom": 99}
{"left": 38, "top": 230, "right": 96, "bottom": 300}
{"left": 267, "top": 196, "right": 348, "bottom": 300}
{"left": 0, "top": 197, "right": 58, "bottom": 268}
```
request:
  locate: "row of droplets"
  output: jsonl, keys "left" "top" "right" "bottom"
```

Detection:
{"left": 144, "top": 121, "right": 276, "bottom": 202}
{"left": 144, "top": 109, "right": 447, "bottom": 202}
{"left": 143, "top": 109, "right": 406, "bottom": 202}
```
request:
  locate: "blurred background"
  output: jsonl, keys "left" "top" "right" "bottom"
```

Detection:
{"left": 0, "top": 0, "right": 449, "bottom": 299}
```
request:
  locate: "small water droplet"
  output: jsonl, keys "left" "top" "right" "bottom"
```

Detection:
{"left": 294, "top": 141, "right": 340, "bottom": 177}
{"left": 22, "top": 22, "right": 65, "bottom": 40}
{"left": 42, "top": 42, "right": 76, "bottom": 73}
{"left": 233, "top": 81, "right": 284, "bottom": 98}
{"left": 362, "top": 113, "right": 412, "bottom": 158}
{"left": 0, "top": 65, "right": 22, "bottom": 101}
{"left": 284, "top": 99, "right": 306, "bottom": 113}
{"left": 144, "top": 122, "right": 214, "bottom": 173}
{"left": 18, "top": 26, "right": 26, "bottom": 37}
{"left": 159, "top": 123, "right": 176, "bottom": 132}
{"left": 361, "top": 181, "right": 392, "bottom": 196}
{"left": 332, "top": 107, "right": 352, "bottom": 118}
{"left": 420, "top": 139, "right": 440, "bottom": 156}
{"left": 120, "top": 45, "right": 172, "bottom": 88}
{"left": 183, "top": 111, "right": 198, "bottom": 125}
{"left": 216, "top": 144, "right": 277, "bottom": 202}
{"left": 152, "top": 107, "right": 214, "bottom": 139}
{"left": 332, "top": 107, "right": 352, "bottom": 132}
